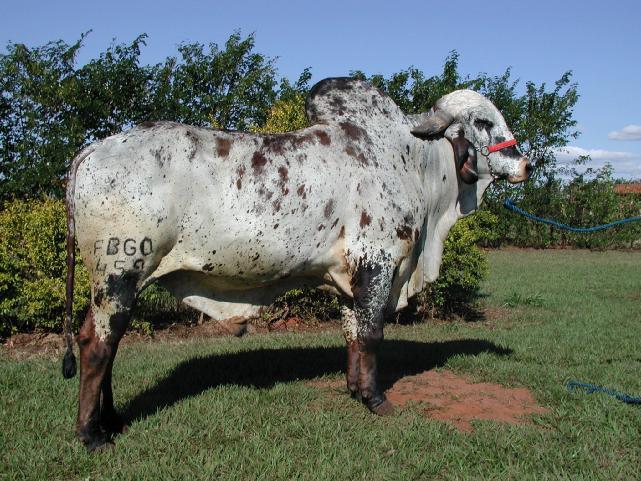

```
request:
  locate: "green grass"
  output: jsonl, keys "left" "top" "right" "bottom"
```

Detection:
{"left": 1, "top": 250, "right": 641, "bottom": 480}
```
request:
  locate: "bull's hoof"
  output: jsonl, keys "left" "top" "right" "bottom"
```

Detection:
{"left": 349, "top": 388, "right": 362, "bottom": 403}
{"left": 78, "top": 429, "right": 114, "bottom": 452}
{"left": 86, "top": 436, "right": 115, "bottom": 452}
{"left": 100, "top": 411, "right": 128, "bottom": 435}
{"left": 367, "top": 397, "right": 395, "bottom": 416}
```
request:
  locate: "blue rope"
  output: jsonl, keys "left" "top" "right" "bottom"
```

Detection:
{"left": 503, "top": 198, "right": 641, "bottom": 233}
{"left": 503, "top": 197, "right": 641, "bottom": 405}
{"left": 566, "top": 380, "right": 641, "bottom": 405}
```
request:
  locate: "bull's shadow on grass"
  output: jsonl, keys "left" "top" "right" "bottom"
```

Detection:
{"left": 121, "top": 338, "right": 511, "bottom": 424}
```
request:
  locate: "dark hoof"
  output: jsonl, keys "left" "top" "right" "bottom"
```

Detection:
{"left": 101, "top": 411, "right": 128, "bottom": 434}
{"left": 349, "top": 389, "right": 362, "bottom": 403}
{"left": 87, "top": 437, "right": 115, "bottom": 452}
{"left": 233, "top": 324, "right": 248, "bottom": 337}
{"left": 367, "top": 398, "right": 395, "bottom": 416}
{"left": 78, "top": 430, "right": 114, "bottom": 452}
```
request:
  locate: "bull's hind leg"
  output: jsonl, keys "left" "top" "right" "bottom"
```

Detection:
{"left": 76, "top": 273, "right": 137, "bottom": 450}
{"left": 350, "top": 255, "right": 395, "bottom": 416}
{"left": 99, "top": 345, "right": 126, "bottom": 435}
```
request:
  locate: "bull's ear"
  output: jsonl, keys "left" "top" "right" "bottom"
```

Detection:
{"left": 410, "top": 110, "right": 454, "bottom": 139}
{"left": 452, "top": 136, "right": 479, "bottom": 184}
{"left": 460, "top": 144, "right": 478, "bottom": 184}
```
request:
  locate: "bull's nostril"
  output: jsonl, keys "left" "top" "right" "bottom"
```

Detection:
{"left": 525, "top": 163, "right": 533, "bottom": 175}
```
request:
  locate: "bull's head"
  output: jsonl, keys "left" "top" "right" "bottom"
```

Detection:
{"left": 410, "top": 90, "right": 531, "bottom": 185}
{"left": 403, "top": 90, "right": 532, "bottom": 287}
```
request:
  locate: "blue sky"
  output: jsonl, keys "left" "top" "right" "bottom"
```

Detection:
{"left": 2, "top": 0, "right": 640, "bottom": 179}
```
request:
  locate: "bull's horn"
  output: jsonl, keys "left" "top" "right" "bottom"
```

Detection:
{"left": 410, "top": 109, "right": 454, "bottom": 139}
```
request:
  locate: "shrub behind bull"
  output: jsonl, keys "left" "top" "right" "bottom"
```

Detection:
{"left": 63, "top": 78, "right": 530, "bottom": 450}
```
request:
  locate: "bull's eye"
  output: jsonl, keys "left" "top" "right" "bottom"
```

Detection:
{"left": 473, "top": 119, "right": 494, "bottom": 131}
{"left": 473, "top": 119, "right": 494, "bottom": 141}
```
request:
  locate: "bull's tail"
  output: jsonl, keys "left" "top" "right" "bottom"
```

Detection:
{"left": 62, "top": 147, "right": 93, "bottom": 379}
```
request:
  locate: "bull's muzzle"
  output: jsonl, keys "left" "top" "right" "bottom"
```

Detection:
{"left": 507, "top": 158, "right": 532, "bottom": 183}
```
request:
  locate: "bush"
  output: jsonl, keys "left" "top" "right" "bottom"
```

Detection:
{"left": 134, "top": 283, "right": 198, "bottom": 327}
{"left": 258, "top": 287, "right": 341, "bottom": 328}
{"left": 251, "top": 92, "right": 308, "bottom": 134}
{"left": 0, "top": 198, "right": 90, "bottom": 337}
{"left": 415, "top": 210, "right": 498, "bottom": 318}
{"left": 0, "top": 198, "right": 202, "bottom": 338}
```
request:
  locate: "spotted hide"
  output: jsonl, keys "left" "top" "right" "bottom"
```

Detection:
{"left": 63, "top": 77, "right": 530, "bottom": 449}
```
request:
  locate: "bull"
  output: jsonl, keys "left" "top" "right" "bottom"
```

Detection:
{"left": 62, "top": 77, "right": 530, "bottom": 449}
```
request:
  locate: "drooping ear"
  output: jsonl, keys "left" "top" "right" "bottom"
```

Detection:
{"left": 410, "top": 109, "right": 454, "bottom": 139}
{"left": 451, "top": 134, "right": 479, "bottom": 184}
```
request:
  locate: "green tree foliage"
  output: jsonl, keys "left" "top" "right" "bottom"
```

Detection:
{"left": 252, "top": 67, "right": 312, "bottom": 134}
{"left": 0, "top": 36, "right": 86, "bottom": 199}
{"left": 252, "top": 93, "right": 308, "bottom": 134}
{"left": 148, "top": 32, "right": 277, "bottom": 130}
{"left": 0, "top": 31, "right": 277, "bottom": 201}
{"left": 351, "top": 52, "right": 466, "bottom": 114}
{"left": 493, "top": 164, "right": 641, "bottom": 249}
{"left": 0, "top": 198, "right": 202, "bottom": 338}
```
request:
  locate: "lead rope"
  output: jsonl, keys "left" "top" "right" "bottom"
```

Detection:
{"left": 498, "top": 189, "right": 641, "bottom": 406}
{"left": 566, "top": 381, "right": 641, "bottom": 405}
{"left": 502, "top": 197, "right": 641, "bottom": 232}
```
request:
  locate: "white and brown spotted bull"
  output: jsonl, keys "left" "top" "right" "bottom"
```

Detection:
{"left": 62, "top": 77, "right": 530, "bottom": 449}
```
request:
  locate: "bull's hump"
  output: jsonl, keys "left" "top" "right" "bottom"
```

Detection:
{"left": 306, "top": 78, "right": 406, "bottom": 127}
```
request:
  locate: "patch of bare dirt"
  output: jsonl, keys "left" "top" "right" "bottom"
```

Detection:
{"left": 310, "top": 370, "right": 548, "bottom": 432}
{"left": 1, "top": 317, "right": 340, "bottom": 360}
{"left": 2, "top": 332, "right": 64, "bottom": 360}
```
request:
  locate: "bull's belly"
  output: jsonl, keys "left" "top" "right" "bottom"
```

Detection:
{"left": 157, "top": 270, "right": 339, "bottom": 321}
{"left": 146, "top": 233, "right": 351, "bottom": 320}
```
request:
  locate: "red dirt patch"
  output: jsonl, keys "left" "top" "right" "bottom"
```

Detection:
{"left": 1, "top": 318, "right": 339, "bottom": 360}
{"left": 310, "top": 370, "right": 548, "bottom": 432}
{"left": 2, "top": 332, "right": 64, "bottom": 360}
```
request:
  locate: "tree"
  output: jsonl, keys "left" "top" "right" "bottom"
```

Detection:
{"left": 0, "top": 36, "right": 86, "bottom": 199}
{"left": 0, "top": 31, "right": 279, "bottom": 201}
{"left": 148, "top": 32, "right": 277, "bottom": 130}
{"left": 251, "top": 68, "right": 312, "bottom": 134}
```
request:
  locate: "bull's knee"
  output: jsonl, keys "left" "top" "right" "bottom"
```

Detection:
{"left": 358, "top": 325, "right": 383, "bottom": 352}
{"left": 341, "top": 305, "right": 361, "bottom": 397}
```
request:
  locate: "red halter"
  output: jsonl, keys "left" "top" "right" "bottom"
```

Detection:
{"left": 480, "top": 139, "right": 517, "bottom": 156}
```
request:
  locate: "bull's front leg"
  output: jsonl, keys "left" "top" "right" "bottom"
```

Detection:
{"left": 349, "top": 255, "right": 395, "bottom": 416}
{"left": 340, "top": 303, "right": 360, "bottom": 400}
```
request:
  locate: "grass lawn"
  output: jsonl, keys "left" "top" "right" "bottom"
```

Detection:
{"left": 1, "top": 249, "right": 640, "bottom": 480}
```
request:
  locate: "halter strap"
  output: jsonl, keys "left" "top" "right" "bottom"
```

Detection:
{"left": 480, "top": 139, "right": 517, "bottom": 156}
